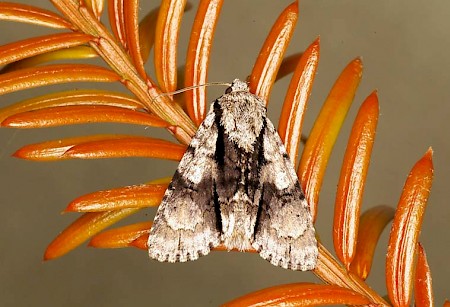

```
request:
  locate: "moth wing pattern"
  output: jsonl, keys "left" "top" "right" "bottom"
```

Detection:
{"left": 252, "top": 119, "right": 318, "bottom": 271}
{"left": 147, "top": 112, "right": 221, "bottom": 262}
{"left": 147, "top": 79, "right": 318, "bottom": 271}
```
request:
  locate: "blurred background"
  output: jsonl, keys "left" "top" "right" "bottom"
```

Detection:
{"left": 0, "top": 1, "right": 449, "bottom": 305}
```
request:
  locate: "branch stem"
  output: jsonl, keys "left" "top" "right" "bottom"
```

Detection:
{"left": 50, "top": 0, "right": 196, "bottom": 144}
{"left": 315, "top": 243, "right": 389, "bottom": 306}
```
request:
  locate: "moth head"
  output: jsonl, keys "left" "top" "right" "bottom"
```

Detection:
{"left": 226, "top": 79, "right": 250, "bottom": 94}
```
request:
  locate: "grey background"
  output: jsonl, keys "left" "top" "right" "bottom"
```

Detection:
{"left": 1, "top": 1, "right": 449, "bottom": 306}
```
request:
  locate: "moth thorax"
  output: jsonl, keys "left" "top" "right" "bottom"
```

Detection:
{"left": 220, "top": 93, "right": 265, "bottom": 152}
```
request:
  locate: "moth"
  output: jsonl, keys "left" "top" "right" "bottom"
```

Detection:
{"left": 148, "top": 79, "right": 318, "bottom": 271}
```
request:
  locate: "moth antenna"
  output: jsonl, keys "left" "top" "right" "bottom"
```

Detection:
{"left": 153, "top": 82, "right": 232, "bottom": 101}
